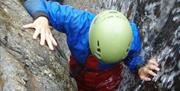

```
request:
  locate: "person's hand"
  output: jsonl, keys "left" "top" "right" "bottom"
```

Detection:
{"left": 22, "top": 16, "right": 57, "bottom": 50}
{"left": 138, "top": 58, "right": 160, "bottom": 81}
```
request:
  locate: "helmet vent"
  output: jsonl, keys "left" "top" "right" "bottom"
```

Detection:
{"left": 107, "top": 16, "right": 114, "bottom": 19}
{"left": 94, "top": 40, "right": 102, "bottom": 59}
{"left": 95, "top": 52, "right": 101, "bottom": 59}
{"left": 109, "top": 11, "right": 118, "bottom": 14}
{"left": 97, "top": 40, "right": 100, "bottom": 46}
{"left": 97, "top": 48, "right": 101, "bottom": 52}
{"left": 97, "top": 40, "right": 101, "bottom": 52}
{"left": 126, "top": 48, "right": 129, "bottom": 52}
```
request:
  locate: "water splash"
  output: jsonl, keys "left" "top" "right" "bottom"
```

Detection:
{"left": 99, "top": 0, "right": 180, "bottom": 91}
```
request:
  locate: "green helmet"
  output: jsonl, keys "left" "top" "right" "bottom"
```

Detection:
{"left": 89, "top": 10, "right": 132, "bottom": 64}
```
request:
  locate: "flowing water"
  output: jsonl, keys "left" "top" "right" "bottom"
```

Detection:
{"left": 98, "top": 0, "right": 180, "bottom": 91}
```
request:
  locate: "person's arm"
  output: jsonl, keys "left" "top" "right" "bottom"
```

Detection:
{"left": 23, "top": 0, "right": 95, "bottom": 50}
{"left": 124, "top": 21, "right": 160, "bottom": 81}
{"left": 124, "top": 21, "right": 144, "bottom": 73}
{"left": 24, "top": 0, "right": 95, "bottom": 32}
{"left": 24, "top": 0, "right": 48, "bottom": 19}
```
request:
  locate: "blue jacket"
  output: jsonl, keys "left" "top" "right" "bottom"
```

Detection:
{"left": 24, "top": 0, "right": 144, "bottom": 72}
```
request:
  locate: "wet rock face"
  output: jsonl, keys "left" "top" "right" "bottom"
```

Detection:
{"left": 64, "top": 0, "right": 180, "bottom": 91}
{"left": 0, "top": 0, "right": 76, "bottom": 91}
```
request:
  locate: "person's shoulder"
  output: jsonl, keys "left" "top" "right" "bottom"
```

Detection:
{"left": 129, "top": 21, "right": 141, "bottom": 53}
{"left": 130, "top": 21, "right": 138, "bottom": 31}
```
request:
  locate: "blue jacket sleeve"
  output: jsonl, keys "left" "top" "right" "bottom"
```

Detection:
{"left": 24, "top": 0, "right": 96, "bottom": 64}
{"left": 24, "top": 0, "right": 95, "bottom": 33}
{"left": 24, "top": 0, "right": 49, "bottom": 19}
{"left": 123, "top": 21, "right": 145, "bottom": 73}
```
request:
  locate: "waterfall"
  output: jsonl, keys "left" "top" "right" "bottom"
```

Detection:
{"left": 107, "top": 0, "right": 180, "bottom": 91}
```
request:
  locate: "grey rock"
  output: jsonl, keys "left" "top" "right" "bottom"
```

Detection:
{"left": 0, "top": 0, "right": 76, "bottom": 91}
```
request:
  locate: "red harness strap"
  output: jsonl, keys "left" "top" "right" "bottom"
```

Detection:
{"left": 69, "top": 55, "right": 123, "bottom": 91}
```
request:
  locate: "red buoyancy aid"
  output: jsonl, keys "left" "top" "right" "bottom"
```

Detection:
{"left": 69, "top": 55, "right": 123, "bottom": 91}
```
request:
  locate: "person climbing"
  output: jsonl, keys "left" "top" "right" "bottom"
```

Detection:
{"left": 23, "top": 0, "right": 160, "bottom": 91}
